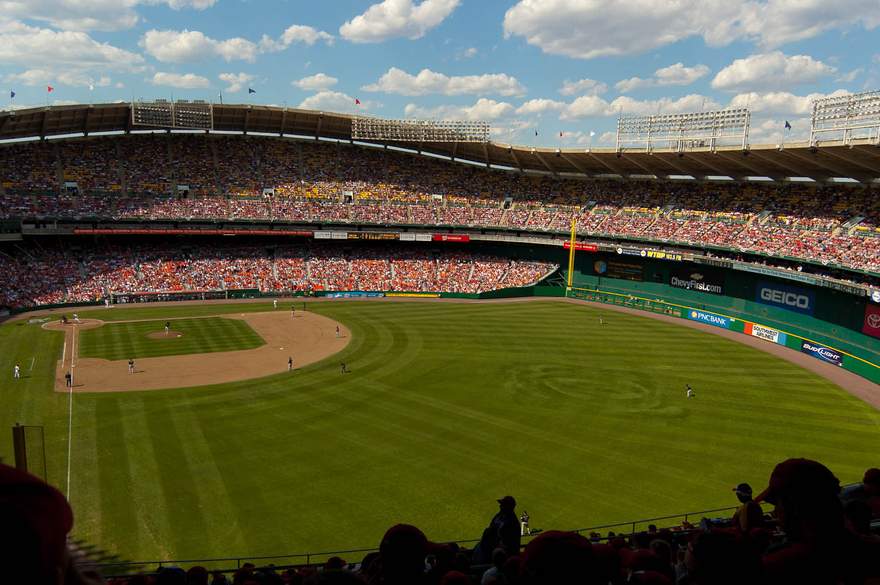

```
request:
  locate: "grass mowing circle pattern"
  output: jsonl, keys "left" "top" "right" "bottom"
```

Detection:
{"left": 1, "top": 300, "right": 878, "bottom": 562}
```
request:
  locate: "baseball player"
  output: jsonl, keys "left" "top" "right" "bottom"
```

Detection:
{"left": 336, "top": 325, "right": 341, "bottom": 338}
{"left": 164, "top": 321, "right": 170, "bottom": 335}
{"left": 599, "top": 317, "right": 605, "bottom": 325}
{"left": 13, "top": 363, "right": 21, "bottom": 379}
{"left": 686, "top": 384, "right": 695, "bottom": 399}
{"left": 288, "top": 356, "right": 293, "bottom": 372}
{"left": 65, "top": 371, "right": 72, "bottom": 388}
{"left": 291, "top": 306, "right": 296, "bottom": 318}
{"left": 273, "top": 299, "right": 278, "bottom": 309}
{"left": 520, "top": 511, "right": 531, "bottom": 535}
{"left": 340, "top": 362, "right": 347, "bottom": 374}
{"left": 73, "top": 313, "right": 80, "bottom": 323}
{"left": 128, "top": 359, "right": 135, "bottom": 374}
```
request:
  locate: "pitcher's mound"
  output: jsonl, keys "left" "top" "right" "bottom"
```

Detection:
{"left": 147, "top": 331, "right": 183, "bottom": 340}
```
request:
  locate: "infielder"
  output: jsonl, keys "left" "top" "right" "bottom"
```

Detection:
{"left": 336, "top": 325, "right": 341, "bottom": 338}
{"left": 273, "top": 299, "right": 278, "bottom": 309}
{"left": 291, "top": 306, "right": 296, "bottom": 318}
{"left": 686, "top": 384, "right": 695, "bottom": 399}
{"left": 128, "top": 359, "right": 135, "bottom": 374}
{"left": 13, "top": 363, "right": 21, "bottom": 379}
{"left": 164, "top": 321, "right": 170, "bottom": 335}
{"left": 288, "top": 356, "right": 294, "bottom": 371}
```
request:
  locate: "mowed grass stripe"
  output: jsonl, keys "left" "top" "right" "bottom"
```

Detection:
{"left": 78, "top": 318, "right": 264, "bottom": 361}
{"left": 5, "top": 300, "right": 879, "bottom": 561}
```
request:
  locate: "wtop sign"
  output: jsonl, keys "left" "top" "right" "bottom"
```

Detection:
{"left": 756, "top": 281, "right": 815, "bottom": 315}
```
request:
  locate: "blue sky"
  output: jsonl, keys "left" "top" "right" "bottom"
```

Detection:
{"left": 2, "top": 0, "right": 878, "bottom": 146}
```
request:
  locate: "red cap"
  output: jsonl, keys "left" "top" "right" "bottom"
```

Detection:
{"left": 755, "top": 458, "right": 839, "bottom": 505}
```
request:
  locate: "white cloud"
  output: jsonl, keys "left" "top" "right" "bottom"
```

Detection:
{"left": 404, "top": 98, "right": 515, "bottom": 121}
{"left": 558, "top": 78, "right": 607, "bottom": 96}
{"left": 151, "top": 71, "right": 211, "bottom": 89}
{"left": 362, "top": 67, "right": 526, "bottom": 96}
{"left": 835, "top": 69, "right": 862, "bottom": 83}
{"left": 5, "top": 69, "right": 112, "bottom": 88}
{"left": 460, "top": 47, "right": 478, "bottom": 59}
{"left": 259, "top": 24, "right": 334, "bottom": 52}
{"left": 503, "top": 0, "right": 880, "bottom": 59}
{"left": 559, "top": 95, "right": 610, "bottom": 120}
{"left": 298, "top": 90, "right": 376, "bottom": 113}
{"left": 557, "top": 93, "right": 721, "bottom": 120}
{"left": 0, "top": 0, "right": 216, "bottom": 32}
{"left": 141, "top": 29, "right": 259, "bottom": 63}
{"left": 219, "top": 72, "right": 255, "bottom": 93}
{"left": 0, "top": 18, "right": 144, "bottom": 77}
{"left": 616, "top": 63, "right": 710, "bottom": 93}
{"left": 293, "top": 73, "right": 338, "bottom": 91}
{"left": 711, "top": 52, "right": 835, "bottom": 91}
{"left": 726, "top": 89, "right": 849, "bottom": 115}
{"left": 516, "top": 99, "right": 566, "bottom": 116}
{"left": 340, "top": 0, "right": 460, "bottom": 43}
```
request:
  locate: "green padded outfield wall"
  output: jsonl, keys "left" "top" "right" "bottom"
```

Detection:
{"left": 566, "top": 252, "right": 880, "bottom": 384}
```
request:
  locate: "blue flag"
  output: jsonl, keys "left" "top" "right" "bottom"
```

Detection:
{"left": 10, "top": 90, "right": 14, "bottom": 99}
{"left": 248, "top": 88, "right": 256, "bottom": 94}
{"left": 784, "top": 120, "right": 792, "bottom": 130}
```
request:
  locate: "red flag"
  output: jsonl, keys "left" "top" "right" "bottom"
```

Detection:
{"left": 355, "top": 98, "right": 361, "bottom": 105}
{"left": 47, "top": 85, "right": 54, "bottom": 93}
{"left": 559, "top": 131, "right": 563, "bottom": 137}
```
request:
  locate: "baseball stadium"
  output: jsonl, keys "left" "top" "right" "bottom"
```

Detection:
{"left": 2, "top": 89, "right": 880, "bottom": 585}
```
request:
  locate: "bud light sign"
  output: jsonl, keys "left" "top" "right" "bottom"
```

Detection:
{"left": 800, "top": 341, "right": 844, "bottom": 367}
{"left": 687, "top": 310, "right": 731, "bottom": 329}
{"left": 756, "top": 281, "right": 815, "bottom": 315}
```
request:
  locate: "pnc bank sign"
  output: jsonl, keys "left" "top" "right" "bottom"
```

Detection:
{"left": 756, "top": 281, "right": 815, "bottom": 315}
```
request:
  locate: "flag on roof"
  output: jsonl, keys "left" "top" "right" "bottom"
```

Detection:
{"left": 9, "top": 90, "right": 14, "bottom": 99}
{"left": 47, "top": 85, "right": 54, "bottom": 93}
{"left": 248, "top": 88, "right": 256, "bottom": 94}
{"left": 784, "top": 120, "right": 792, "bottom": 130}
{"left": 535, "top": 130, "right": 538, "bottom": 136}
{"left": 589, "top": 131, "right": 596, "bottom": 137}
{"left": 559, "top": 131, "right": 563, "bottom": 137}
{"left": 355, "top": 98, "right": 361, "bottom": 105}
{"left": 88, "top": 84, "right": 94, "bottom": 92}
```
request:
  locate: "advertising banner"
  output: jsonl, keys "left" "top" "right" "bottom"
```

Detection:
{"left": 670, "top": 267, "right": 725, "bottom": 295}
{"left": 756, "top": 281, "right": 815, "bottom": 315}
{"left": 347, "top": 232, "right": 399, "bottom": 241}
{"left": 433, "top": 234, "right": 471, "bottom": 242}
{"left": 324, "top": 292, "right": 385, "bottom": 299}
{"left": 800, "top": 341, "right": 844, "bottom": 366}
{"left": 862, "top": 303, "right": 880, "bottom": 339}
{"left": 744, "top": 322, "right": 788, "bottom": 345}
{"left": 385, "top": 292, "right": 440, "bottom": 298}
{"left": 563, "top": 241, "right": 598, "bottom": 252}
{"left": 687, "top": 310, "right": 731, "bottom": 329}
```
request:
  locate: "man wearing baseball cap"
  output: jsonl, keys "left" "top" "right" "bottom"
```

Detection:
{"left": 473, "top": 495, "right": 521, "bottom": 564}
{"left": 756, "top": 458, "right": 876, "bottom": 584}
{"left": 731, "top": 482, "right": 763, "bottom": 533}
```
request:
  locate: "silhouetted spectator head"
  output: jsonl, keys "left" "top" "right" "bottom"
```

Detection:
{"left": 325, "top": 556, "right": 347, "bottom": 571}
{"left": 756, "top": 458, "right": 842, "bottom": 539}
{"left": 379, "top": 523, "right": 429, "bottom": 584}
{"left": 491, "top": 547, "right": 507, "bottom": 569}
{"left": 186, "top": 566, "right": 209, "bottom": 585}
{"left": 311, "top": 571, "right": 367, "bottom": 585}
{"left": 520, "top": 530, "right": 596, "bottom": 585}
{"left": 733, "top": 482, "right": 753, "bottom": 503}
{"left": 157, "top": 566, "right": 187, "bottom": 585}
{"left": 0, "top": 463, "right": 73, "bottom": 585}
{"left": 864, "top": 468, "right": 880, "bottom": 496}
{"left": 497, "top": 495, "right": 516, "bottom": 512}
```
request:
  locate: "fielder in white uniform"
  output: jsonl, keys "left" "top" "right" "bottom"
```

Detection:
{"left": 13, "top": 364, "right": 21, "bottom": 379}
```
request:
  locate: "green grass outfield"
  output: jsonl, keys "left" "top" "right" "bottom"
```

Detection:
{"left": 0, "top": 300, "right": 878, "bottom": 564}
{"left": 78, "top": 317, "right": 264, "bottom": 361}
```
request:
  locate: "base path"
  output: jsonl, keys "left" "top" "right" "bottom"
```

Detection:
{"left": 46, "top": 311, "right": 350, "bottom": 393}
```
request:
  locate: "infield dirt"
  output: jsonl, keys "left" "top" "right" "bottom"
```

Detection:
{"left": 47, "top": 311, "right": 350, "bottom": 393}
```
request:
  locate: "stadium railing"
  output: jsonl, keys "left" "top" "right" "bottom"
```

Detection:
{"left": 85, "top": 505, "right": 739, "bottom": 578}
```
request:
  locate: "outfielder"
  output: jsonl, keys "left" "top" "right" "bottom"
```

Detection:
{"left": 273, "top": 299, "right": 278, "bottom": 309}
{"left": 13, "top": 363, "right": 21, "bottom": 379}
{"left": 686, "top": 384, "right": 695, "bottom": 399}
{"left": 164, "top": 321, "right": 170, "bottom": 335}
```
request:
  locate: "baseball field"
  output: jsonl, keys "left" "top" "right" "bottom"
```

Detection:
{"left": 0, "top": 299, "right": 878, "bottom": 566}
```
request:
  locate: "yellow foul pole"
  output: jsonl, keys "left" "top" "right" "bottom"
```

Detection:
{"left": 566, "top": 218, "right": 577, "bottom": 292}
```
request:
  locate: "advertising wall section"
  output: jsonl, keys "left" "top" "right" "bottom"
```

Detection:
{"left": 570, "top": 254, "right": 880, "bottom": 383}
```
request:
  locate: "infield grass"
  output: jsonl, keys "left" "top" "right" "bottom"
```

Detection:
{"left": 78, "top": 317, "right": 264, "bottom": 361}
{"left": 1, "top": 300, "right": 878, "bottom": 565}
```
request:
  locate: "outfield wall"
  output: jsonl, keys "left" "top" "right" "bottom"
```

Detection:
{"left": 567, "top": 253, "right": 880, "bottom": 384}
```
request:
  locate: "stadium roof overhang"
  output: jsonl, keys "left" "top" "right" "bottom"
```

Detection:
{"left": 1, "top": 103, "right": 879, "bottom": 184}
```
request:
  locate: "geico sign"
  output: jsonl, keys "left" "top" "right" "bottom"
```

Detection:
{"left": 760, "top": 288, "right": 811, "bottom": 309}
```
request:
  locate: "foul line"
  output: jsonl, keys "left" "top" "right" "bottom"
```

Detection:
{"left": 66, "top": 324, "right": 76, "bottom": 499}
{"left": 29, "top": 356, "right": 35, "bottom": 372}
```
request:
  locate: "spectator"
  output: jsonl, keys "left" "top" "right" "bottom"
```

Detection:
{"left": 480, "top": 548, "right": 507, "bottom": 585}
{"left": 731, "top": 482, "right": 763, "bottom": 533}
{"left": 474, "top": 496, "right": 521, "bottom": 564}
{"left": 518, "top": 530, "right": 596, "bottom": 585}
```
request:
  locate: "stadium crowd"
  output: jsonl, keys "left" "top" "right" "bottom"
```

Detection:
{"left": 0, "top": 243, "right": 555, "bottom": 308}
{"left": 2, "top": 460, "right": 878, "bottom": 584}
{"left": 1, "top": 135, "right": 878, "bottom": 273}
